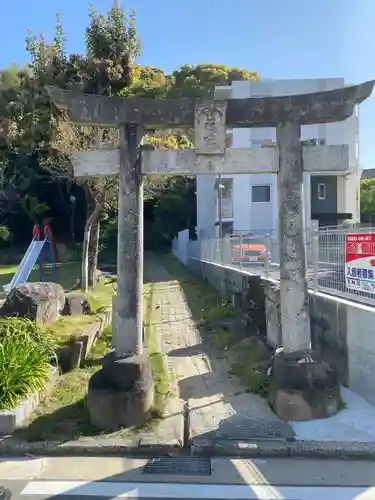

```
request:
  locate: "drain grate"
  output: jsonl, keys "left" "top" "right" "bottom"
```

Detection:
{"left": 142, "top": 457, "right": 211, "bottom": 476}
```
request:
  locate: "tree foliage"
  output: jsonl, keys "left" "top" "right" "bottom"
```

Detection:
{"left": 0, "top": 1, "right": 259, "bottom": 262}
{"left": 122, "top": 63, "right": 259, "bottom": 99}
{"left": 361, "top": 179, "right": 375, "bottom": 220}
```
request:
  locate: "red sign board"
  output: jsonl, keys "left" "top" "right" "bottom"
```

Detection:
{"left": 345, "top": 233, "right": 375, "bottom": 293}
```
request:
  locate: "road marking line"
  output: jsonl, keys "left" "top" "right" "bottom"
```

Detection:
{"left": 20, "top": 481, "right": 375, "bottom": 499}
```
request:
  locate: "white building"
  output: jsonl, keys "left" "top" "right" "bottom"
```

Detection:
{"left": 196, "top": 78, "right": 360, "bottom": 238}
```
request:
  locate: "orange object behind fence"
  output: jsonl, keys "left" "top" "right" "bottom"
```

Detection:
{"left": 230, "top": 233, "right": 268, "bottom": 265}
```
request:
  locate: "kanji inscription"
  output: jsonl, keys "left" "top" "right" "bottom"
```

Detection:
{"left": 194, "top": 101, "right": 226, "bottom": 155}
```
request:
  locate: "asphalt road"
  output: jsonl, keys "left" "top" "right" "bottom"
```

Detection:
{"left": 2, "top": 456, "right": 375, "bottom": 499}
{"left": 4, "top": 479, "right": 375, "bottom": 499}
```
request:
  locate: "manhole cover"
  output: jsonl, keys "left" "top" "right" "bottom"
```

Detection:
{"left": 142, "top": 457, "right": 211, "bottom": 476}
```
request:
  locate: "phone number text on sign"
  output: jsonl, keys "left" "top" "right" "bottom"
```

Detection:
{"left": 345, "top": 233, "right": 375, "bottom": 294}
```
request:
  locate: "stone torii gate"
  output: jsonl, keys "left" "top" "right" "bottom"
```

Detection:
{"left": 47, "top": 82, "right": 373, "bottom": 429}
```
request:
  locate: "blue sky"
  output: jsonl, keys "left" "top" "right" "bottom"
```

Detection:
{"left": 0, "top": 0, "right": 374, "bottom": 168}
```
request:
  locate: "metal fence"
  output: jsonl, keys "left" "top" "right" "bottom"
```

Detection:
{"left": 187, "top": 225, "right": 375, "bottom": 307}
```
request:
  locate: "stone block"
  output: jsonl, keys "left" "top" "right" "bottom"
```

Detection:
{"left": 241, "top": 276, "right": 267, "bottom": 338}
{"left": 269, "top": 348, "right": 341, "bottom": 421}
{"left": 62, "top": 292, "right": 91, "bottom": 316}
{"left": 87, "top": 353, "right": 154, "bottom": 431}
{"left": 56, "top": 341, "right": 84, "bottom": 372}
{"left": 0, "top": 366, "right": 58, "bottom": 435}
{"left": 310, "top": 293, "right": 348, "bottom": 385}
{"left": 264, "top": 282, "right": 281, "bottom": 348}
{"left": 0, "top": 282, "right": 65, "bottom": 324}
{"left": 56, "top": 309, "right": 112, "bottom": 372}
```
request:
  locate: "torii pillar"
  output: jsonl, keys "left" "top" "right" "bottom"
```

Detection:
{"left": 47, "top": 81, "right": 374, "bottom": 429}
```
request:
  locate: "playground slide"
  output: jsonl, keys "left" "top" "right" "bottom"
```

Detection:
{"left": 3, "top": 238, "right": 46, "bottom": 293}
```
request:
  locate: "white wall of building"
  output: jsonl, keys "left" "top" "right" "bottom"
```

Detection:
{"left": 196, "top": 77, "right": 360, "bottom": 237}
{"left": 172, "top": 229, "right": 190, "bottom": 265}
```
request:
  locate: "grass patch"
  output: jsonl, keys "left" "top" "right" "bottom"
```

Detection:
{"left": 229, "top": 342, "right": 270, "bottom": 397}
{"left": 45, "top": 315, "right": 99, "bottom": 345}
{"left": 0, "top": 261, "right": 81, "bottom": 293}
{"left": 15, "top": 282, "right": 170, "bottom": 442}
{"left": 142, "top": 282, "right": 171, "bottom": 429}
{"left": 14, "top": 325, "right": 113, "bottom": 441}
{"left": 45, "top": 275, "right": 115, "bottom": 346}
{"left": 161, "top": 253, "right": 271, "bottom": 398}
{"left": 208, "top": 327, "right": 236, "bottom": 350}
{"left": 87, "top": 276, "right": 116, "bottom": 312}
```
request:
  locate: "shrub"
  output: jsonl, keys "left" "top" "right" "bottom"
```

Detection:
{"left": 0, "top": 225, "right": 10, "bottom": 243}
{"left": 0, "top": 338, "right": 52, "bottom": 410}
{"left": 0, "top": 318, "right": 56, "bottom": 410}
{"left": 0, "top": 318, "right": 57, "bottom": 357}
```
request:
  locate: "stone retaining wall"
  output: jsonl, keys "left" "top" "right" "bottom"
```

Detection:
{"left": 57, "top": 308, "right": 112, "bottom": 372}
{"left": 188, "top": 258, "right": 375, "bottom": 406}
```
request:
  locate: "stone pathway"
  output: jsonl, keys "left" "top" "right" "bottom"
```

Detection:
{"left": 144, "top": 255, "right": 293, "bottom": 445}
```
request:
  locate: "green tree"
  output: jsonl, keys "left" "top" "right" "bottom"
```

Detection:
{"left": 361, "top": 179, "right": 375, "bottom": 222}
{"left": 122, "top": 63, "right": 259, "bottom": 99}
{"left": 138, "top": 64, "right": 259, "bottom": 243}
{"left": 22, "top": 1, "right": 140, "bottom": 291}
{"left": 0, "top": 2, "right": 260, "bottom": 276}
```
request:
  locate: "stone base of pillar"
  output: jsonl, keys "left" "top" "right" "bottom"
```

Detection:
{"left": 86, "top": 351, "right": 154, "bottom": 431}
{"left": 269, "top": 348, "right": 341, "bottom": 422}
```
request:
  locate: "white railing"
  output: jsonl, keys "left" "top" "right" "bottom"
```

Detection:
{"left": 187, "top": 226, "right": 375, "bottom": 307}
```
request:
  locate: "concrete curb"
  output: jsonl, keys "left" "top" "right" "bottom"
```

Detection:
{"left": 0, "top": 367, "right": 59, "bottom": 435}
{"left": 2, "top": 437, "right": 375, "bottom": 459}
{"left": 0, "top": 438, "right": 182, "bottom": 457}
{"left": 190, "top": 438, "right": 375, "bottom": 460}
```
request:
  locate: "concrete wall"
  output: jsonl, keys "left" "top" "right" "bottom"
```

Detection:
{"left": 196, "top": 175, "right": 217, "bottom": 238}
{"left": 172, "top": 229, "right": 190, "bottom": 265}
{"left": 188, "top": 258, "right": 375, "bottom": 406}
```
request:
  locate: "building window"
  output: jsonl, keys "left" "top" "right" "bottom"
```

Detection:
{"left": 317, "top": 183, "right": 326, "bottom": 200}
{"left": 252, "top": 185, "right": 271, "bottom": 203}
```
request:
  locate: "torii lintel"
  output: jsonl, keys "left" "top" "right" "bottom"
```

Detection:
{"left": 46, "top": 80, "right": 375, "bottom": 129}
